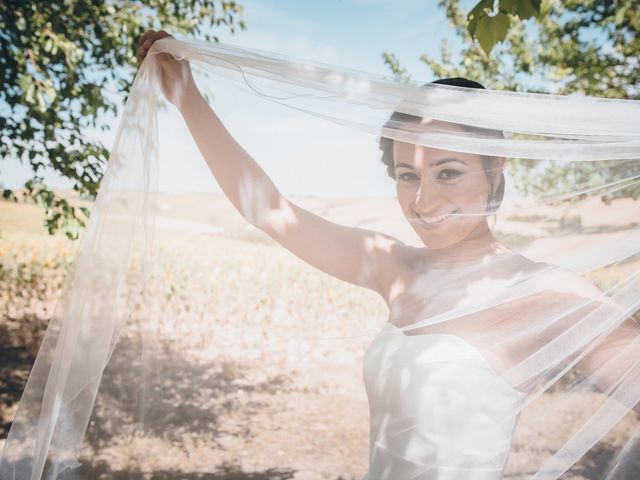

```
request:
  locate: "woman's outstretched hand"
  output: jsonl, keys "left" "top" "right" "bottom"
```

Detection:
{"left": 138, "top": 29, "right": 198, "bottom": 107}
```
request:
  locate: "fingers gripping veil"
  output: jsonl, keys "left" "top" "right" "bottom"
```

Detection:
{"left": 2, "top": 35, "right": 640, "bottom": 479}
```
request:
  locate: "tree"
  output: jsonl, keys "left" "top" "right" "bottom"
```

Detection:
{"left": 382, "top": 0, "right": 640, "bottom": 201}
{"left": 0, "top": 0, "right": 245, "bottom": 239}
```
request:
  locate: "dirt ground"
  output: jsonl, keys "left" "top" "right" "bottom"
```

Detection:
{"left": 2, "top": 194, "right": 639, "bottom": 479}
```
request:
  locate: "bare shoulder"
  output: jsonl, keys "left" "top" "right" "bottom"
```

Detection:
{"left": 512, "top": 258, "right": 619, "bottom": 311}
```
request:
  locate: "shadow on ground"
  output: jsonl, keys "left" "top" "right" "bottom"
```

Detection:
{"left": 0, "top": 319, "right": 39, "bottom": 437}
{"left": 1, "top": 315, "right": 312, "bottom": 477}
{"left": 57, "top": 459, "right": 299, "bottom": 479}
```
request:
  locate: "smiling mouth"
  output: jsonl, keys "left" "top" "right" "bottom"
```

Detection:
{"left": 415, "top": 209, "right": 459, "bottom": 225}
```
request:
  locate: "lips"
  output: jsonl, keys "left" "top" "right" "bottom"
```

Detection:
{"left": 414, "top": 209, "right": 459, "bottom": 225}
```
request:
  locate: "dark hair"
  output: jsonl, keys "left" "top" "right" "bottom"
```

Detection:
{"left": 379, "top": 77, "right": 505, "bottom": 212}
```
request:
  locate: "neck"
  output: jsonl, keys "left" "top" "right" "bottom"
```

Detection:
{"left": 425, "top": 222, "right": 509, "bottom": 267}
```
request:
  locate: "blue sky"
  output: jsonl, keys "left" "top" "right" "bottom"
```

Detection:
{"left": 2, "top": 0, "right": 484, "bottom": 195}
{"left": 213, "top": 0, "right": 458, "bottom": 80}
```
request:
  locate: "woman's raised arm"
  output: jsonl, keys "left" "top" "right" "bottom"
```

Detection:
{"left": 138, "top": 30, "right": 404, "bottom": 301}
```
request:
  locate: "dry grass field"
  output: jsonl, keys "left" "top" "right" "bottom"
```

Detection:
{"left": 1, "top": 192, "right": 639, "bottom": 479}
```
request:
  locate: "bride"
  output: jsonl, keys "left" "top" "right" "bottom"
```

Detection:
{"left": 138, "top": 30, "right": 640, "bottom": 479}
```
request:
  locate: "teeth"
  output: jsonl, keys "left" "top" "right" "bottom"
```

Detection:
{"left": 417, "top": 210, "right": 457, "bottom": 224}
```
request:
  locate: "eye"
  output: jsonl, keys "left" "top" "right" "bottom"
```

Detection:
{"left": 437, "top": 168, "right": 463, "bottom": 181}
{"left": 397, "top": 172, "right": 419, "bottom": 182}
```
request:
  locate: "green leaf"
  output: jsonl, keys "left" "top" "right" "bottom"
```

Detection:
{"left": 36, "top": 91, "right": 47, "bottom": 113}
{"left": 500, "top": 0, "right": 540, "bottom": 20}
{"left": 25, "top": 84, "right": 36, "bottom": 104}
{"left": 614, "top": 6, "right": 628, "bottom": 25}
{"left": 18, "top": 74, "right": 34, "bottom": 94}
{"left": 43, "top": 79, "right": 57, "bottom": 103}
{"left": 467, "top": 0, "right": 494, "bottom": 37}
{"left": 476, "top": 12, "right": 511, "bottom": 56}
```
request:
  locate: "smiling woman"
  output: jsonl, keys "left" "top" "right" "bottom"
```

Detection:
{"left": 1, "top": 33, "right": 640, "bottom": 480}
{"left": 393, "top": 137, "right": 503, "bottom": 250}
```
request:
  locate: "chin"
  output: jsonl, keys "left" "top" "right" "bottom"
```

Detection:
{"left": 412, "top": 224, "right": 478, "bottom": 250}
{"left": 421, "top": 236, "right": 463, "bottom": 250}
{"left": 414, "top": 231, "right": 460, "bottom": 250}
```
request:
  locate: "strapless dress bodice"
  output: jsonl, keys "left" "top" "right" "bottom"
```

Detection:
{"left": 362, "top": 322, "right": 526, "bottom": 480}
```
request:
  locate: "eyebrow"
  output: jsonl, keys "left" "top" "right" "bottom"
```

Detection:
{"left": 395, "top": 158, "right": 468, "bottom": 169}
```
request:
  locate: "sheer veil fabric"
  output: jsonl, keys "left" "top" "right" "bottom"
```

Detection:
{"left": 1, "top": 35, "right": 640, "bottom": 479}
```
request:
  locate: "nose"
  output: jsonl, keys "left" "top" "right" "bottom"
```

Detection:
{"left": 413, "top": 179, "right": 442, "bottom": 215}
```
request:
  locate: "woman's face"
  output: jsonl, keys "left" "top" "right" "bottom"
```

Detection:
{"left": 393, "top": 125, "right": 502, "bottom": 250}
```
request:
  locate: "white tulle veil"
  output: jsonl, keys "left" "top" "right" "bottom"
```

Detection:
{"left": 1, "top": 36, "right": 640, "bottom": 479}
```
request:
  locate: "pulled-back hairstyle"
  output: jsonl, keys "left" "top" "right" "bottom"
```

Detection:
{"left": 378, "top": 77, "right": 506, "bottom": 212}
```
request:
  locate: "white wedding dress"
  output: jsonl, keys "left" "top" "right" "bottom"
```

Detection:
{"left": 362, "top": 322, "right": 527, "bottom": 480}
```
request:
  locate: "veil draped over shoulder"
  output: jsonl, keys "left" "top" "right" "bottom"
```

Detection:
{"left": 1, "top": 36, "right": 640, "bottom": 480}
